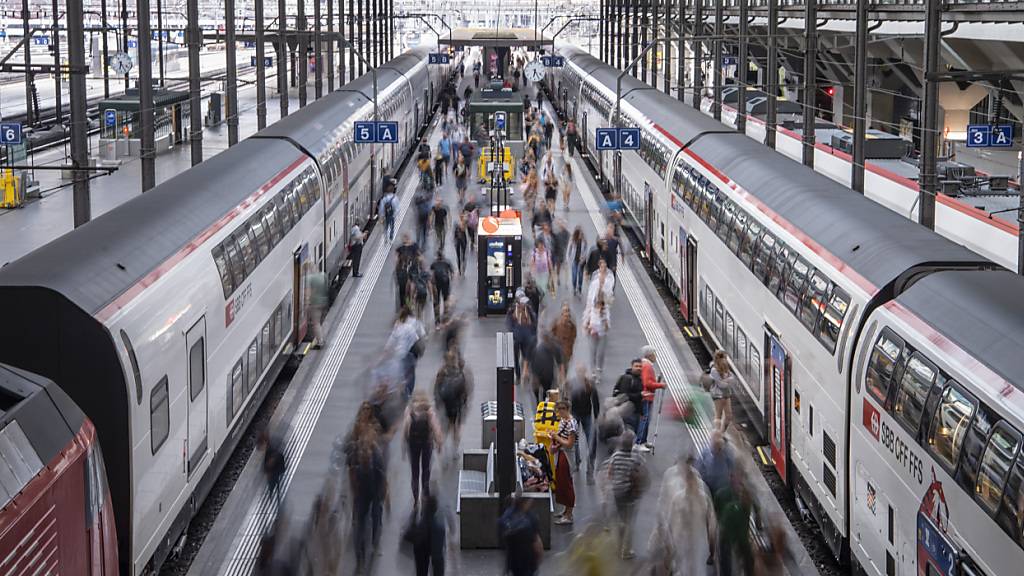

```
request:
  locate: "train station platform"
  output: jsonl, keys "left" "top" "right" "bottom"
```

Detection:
{"left": 184, "top": 80, "right": 823, "bottom": 575}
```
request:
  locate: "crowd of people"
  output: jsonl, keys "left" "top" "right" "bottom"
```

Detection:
{"left": 252, "top": 53, "right": 794, "bottom": 576}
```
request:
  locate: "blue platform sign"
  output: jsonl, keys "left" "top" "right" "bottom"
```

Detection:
{"left": 127, "top": 39, "right": 137, "bottom": 48}
{"left": 428, "top": 53, "right": 450, "bottom": 65}
{"left": 722, "top": 56, "right": 737, "bottom": 66}
{"left": 596, "top": 128, "right": 618, "bottom": 151}
{"left": 543, "top": 55, "right": 564, "bottom": 67}
{"left": 354, "top": 121, "right": 377, "bottom": 143}
{"left": 968, "top": 124, "right": 1015, "bottom": 148}
{"left": 32, "top": 35, "right": 49, "bottom": 46}
{"left": 244, "top": 40, "right": 256, "bottom": 48}
{"left": 104, "top": 109, "right": 117, "bottom": 128}
{"left": 0, "top": 123, "right": 22, "bottom": 146}
{"left": 618, "top": 127, "right": 641, "bottom": 150}
{"left": 251, "top": 56, "right": 273, "bottom": 68}
{"left": 376, "top": 121, "right": 399, "bottom": 143}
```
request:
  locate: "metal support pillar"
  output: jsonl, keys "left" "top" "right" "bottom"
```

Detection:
{"left": 712, "top": 0, "right": 723, "bottom": 120}
{"left": 652, "top": 0, "right": 660, "bottom": 88}
{"left": 357, "top": 0, "right": 364, "bottom": 76}
{"left": 51, "top": 0, "right": 62, "bottom": 124}
{"left": 641, "top": 0, "right": 649, "bottom": 84}
{"left": 187, "top": 0, "right": 203, "bottom": 165}
{"left": 919, "top": 0, "right": 941, "bottom": 229}
{"left": 373, "top": 0, "right": 379, "bottom": 68}
{"left": 692, "top": 0, "right": 703, "bottom": 110}
{"left": 157, "top": 0, "right": 165, "bottom": 85}
{"left": 101, "top": 0, "right": 110, "bottom": 97}
{"left": 676, "top": 0, "right": 684, "bottom": 101}
{"left": 801, "top": 0, "right": 817, "bottom": 168}
{"left": 496, "top": 333, "right": 516, "bottom": 508}
{"left": 21, "top": 0, "right": 32, "bottom": 126}
{"left": 766, "top": 0, "right": 778, "bottom": 148}
{"left": 340, "top": 0, "right": 348, "bottom": 82}
{"left": 618, "top": 0, "right": 625, "bottom": 70}
{"left": 315, "top": 0, "right": 323, "bottom": 98}
{"left": 737, "top": 0, "right": 748, "bottom": 133}
{"left": 664, "top": 0, "right": 671, "bottom": 94}
{"left": 121, "top": 0, "right": 129, "bottom": 92}
{"left": 600, "top": 0, "right": 605, "bottom": 63}
{"left": 256, "top": 0, "right": 267, "bottom": 128}
{"left": 327, "top": 0, "right": 335, "bottom": 91}
{"left": 298, "top": 0, "right": 308, "bottom": 107}
{"left": 851, "top": 0, "right": 868, "bottom": 192}
{"left": 278, "top": 0, "right": 289, "bottom": 117}
{"left": 348, "top": 0, "right": 355, "bottom": 81}
{"left": 1018, "top": 151, "right": 1023, "bottom": 275}
{"left": 226, "top": 0, "right": 239, "bottom": 145}
{"left": 631, "top": 0, "right": 639, "bottom": 78}
{"left": 68, "top": 0, "right": 91, "bottom": 226}
{"left": 137, "top": 0, "right": 156, "bottom": 191}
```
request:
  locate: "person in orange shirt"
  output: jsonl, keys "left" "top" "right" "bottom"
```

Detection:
{"left": 636, "top": 345, "right": 665, "bottom": 452}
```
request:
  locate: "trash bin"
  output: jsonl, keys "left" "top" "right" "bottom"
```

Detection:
{"left": 480, "top": 400, "right": 524, "bottom": 449}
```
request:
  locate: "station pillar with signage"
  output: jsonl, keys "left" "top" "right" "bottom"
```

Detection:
{"left": 477, "top": 215, "right": 522, "bottom": 316}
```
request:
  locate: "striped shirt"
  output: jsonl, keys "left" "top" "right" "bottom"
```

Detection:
{"left": 605, "top": 449, "right": 644, "bottom": 500}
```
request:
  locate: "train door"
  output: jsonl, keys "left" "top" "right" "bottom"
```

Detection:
{"left": 854, "top": 464, "right": 904, "bottom": 576}
{"left": 765, "top": 328, "right": 790, "bottom": 484}
{"left": 680, "top": 234, "right": 697, "bottom": 322}
{"left": 414, "top": 103, "right": 420, "bottom": 133}
{"left": 185, "top": 316, "right": 208, "bottom": 476}
{"left": 643, "top": 182, "right": 653, "bottom": 259}
{"left": 613, "top": 151, "right": 622, "bottom": 199}
{"left": 581, "top": 111, "right": 588, "bottom": 158}
{"left": 293, "top": 244, "right": 311, "bottom": 344}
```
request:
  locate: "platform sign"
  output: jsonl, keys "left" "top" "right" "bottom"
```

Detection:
{"left": 494, "top": 111, "right": 506, "bottom": 132}
{"left": 722, "top": 55, "right": 737, "bottom": 66}
{"left": 618, "top": 127, "right": 641, "bottom": 150}
{"left": 32, "top": 35, "right": 49, "bottom": 46}
{"left": 967, "top": 124, "right": 1015, "bottom": 148}
{"left": 596, "top": 128, "right": 618, "bottom": 151}
{"left": 251, "top": 55, "right": 273, "bottom": 68}
{"left": 376, "top": 121, "right": 399, "bottom": 143}
{"left": 0, "top": 30, "right": 7, "bottom": 39}
{"left": 127, "top": 39, "right": 137, "bottom": 49}
{"left": 428, "top": 53, "right": 450, "bottom": 65}
{"left": 542, "top": 55, "right": 564, "bottom": 67}
{"left": 244, "top": 40, "right": 256, "bottom": 48}
{"left": 104, "top": 109, "right": 117, "bottom": 128}
{"left": 0, "top": 123, "right": 22, "bottom": 146}
{"left": 354, "top": 121, "right": 377, "bottom": 143}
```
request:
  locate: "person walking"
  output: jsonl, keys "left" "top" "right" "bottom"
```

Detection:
{"left": 379, "top": 187, "right": 399, "bottom": 241}
{"left": 499, "top": 496, "right": 544, "bottom": 576}
{"left": 506, "top": 294, "right": 538, "bottom": 385}
{"left": 636, "top": 345, "right": 666, "bottom": 452}
{"left": 260, "top": 429, "right": 287, "bottom": 508}
{"left": 349, "top": 220, "right": 368, "bottom": 277}
{"left": 710, "top": 350, "right": 737, "bottom": 430}
{"left": 561, "top": 162, "right": 574, "bottom": 211}
{"left": 415, "top": 188, "right": 433, "bottom": 247}
{"left": 434, "top": 348, "right": 472, "bottom": 450}
{"left": 453, "top": 213, "right": 469, "bottom": 276}
{"left": 530, "top": 239, "right": 553, "bottom": 296}
{"left": 434, "top": 152, "right": 445, "bottom": 188}
{"left": 410, "top": 491, "right": 454, "bottom": 576}
{"left": 583, "top": 296, "right": 611, "bottom": 376}
{"left": 347, "top": 424, "right": 387, "bottom": 573}
{"left": 404, "top": 391, "right": 443, "bottom": 506}
{"left": 586, "top": 258, "right": 616, "bottom": 312}
{"left": 530, "top": 333, "right": 564, "bottom": 407}
{"left": 612, "top": 359, "right": 645, "bottom": 433}
{"left": 430, "top": 197, "right": 450, "bottom": 252}
{"left": 549, "top": 400, "right": 577, "bottom": 525}
{"left": 454, "top": 156, "right": 469, "bottom": 203}
{"left": 386, "top": 306, "right": 426, "bottom": 398}
{"left": 430, "top": 251, "right": 454, "bottom": 327}
{"left": 565, "top": 118, "right": 579, "bottom": 157}
{"left": 307, "top": 265, "right": 328, "bottom": 349}
{"left": 550, "top": 220, "right": 569, "bottom": 291}
{"left": 570, "top": 366, "right": 600, "bottom": 483}
{"left": 603, "top": 430, "right": 649, "bottom": 559}
{"left": 439, "top": 131, "right": 452, "bottom": 173}
{"left": 568, "top": 227, "right": 588, "bottom": 296}
{"left": 551, "top": 302, "right": 577, "bottom": 381}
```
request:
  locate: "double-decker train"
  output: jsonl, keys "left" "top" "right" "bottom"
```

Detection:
{"left": 552, "top": 44, "right": 1024, "bottom": 576}
{"left": 0, "top": 47, "right": 449, "bottom": 574}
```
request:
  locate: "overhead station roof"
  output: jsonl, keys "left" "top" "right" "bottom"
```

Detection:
{"left": 441, "top": 28, "right": 552, "bottom": 48}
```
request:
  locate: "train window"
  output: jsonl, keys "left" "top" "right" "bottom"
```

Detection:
{"left": 286, "top": 187, "right": 301, "bottom": 222}
{"left": 212, "top": 245, "right": 235, "bottom": 298}
{"left": 975, "top": 423, "right": 1021, "bottom": 513}
{"left": 927, "top": 382, "right": 977, "bottom": 472}
{"left": 275, "top": 306, "right": 286, "bottom": 348}
{"left": 270, "top": 306, "right": 280, "bottom": 350}
{"left": 189, "top": 337, "right": 206, "bottom": 401}
{"left": 222, "top": 237, "right": 245, "bottom": 289}
{"left": 738, "top": 219, "right": 761, "bottom": 268}
{"left": 683, "top": 171, "right": 697, "bottom": 207}
{"left": 800, "top": 271, "right": 830, "bottom": 332}
{"left": 716, "top": 200, "right": 734, "bottom": 241}
{"left": 707, "top": 189, "right": 722, "bottom": 232}
{"left": 735, "top": 329, "right": 748, "bottom": 373}
{"left": 120, "top": 330, "right": 144, "bottom": 405}
{"left": 748, "top": 346, "right": 761, "bottom": 398}
{"left": 996, "top": 457, "right": 1024, "bottom": 546}
{"left": 714, "top": 298, "right": 725, "bottom": 342}
{"left": 150, "top": 377, "right": 169, "bottom": 454}
{"left": 275, "top": 194, "right": 293, "bottom": 231}
{"left": 817, "top": 286, "right": 850, "bottom": 354}
{"left": 247, "top": 338, "right": 259, "bottom": 395}
{"left": 957, "top": 403, "right": 997, "bottom": 492}
{"left": 297, "top": 180, "right": 311, "bottom": 214}
{"left": 246, "top": 225, "right": 262, "bottom": 268}
{"left": 866, "top": 329, "right": 904, "bottom": 406}
{"left": 767, "top": 244, "right": 790, "bottom": 296}
{"left": 725, "top": 313, "right": 735, "bottom": 357}
{"left": 235, "top": 231, "right": 256, "bottom": 276}
{"left": 893, "top": 353, "right": 938, "bottom": 437}
{"left": 250, "top": 216, "right": 269, "bottom": 261}
{"left": 261, "top": 320, "right": 272, "bottom": 372}
{"left": 752, "top": 232, "right": 776, "bottom": 283}
{"left": 782, "top": 256, "right": 810, "bottom": 314}
{"left": 229, "top": 359, "right": 243, "bottom": 422}
{"left": 264, "top": 206, "right": 282, "bottom": 246}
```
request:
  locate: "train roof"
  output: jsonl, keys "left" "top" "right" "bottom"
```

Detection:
{"left": 0, "top": 364, "right": 87, "bottom": 508}
{"left": 898, "top": 270, "right": 1024, "bottom": 393}
{"left": 0, "top": 137, "right": 302, "bottom": 315}
{"left": 560, "top": 46, "right": 989, "bottom": 291}
{"left": 252, "top": 48, "right": 429, "bottom": 162}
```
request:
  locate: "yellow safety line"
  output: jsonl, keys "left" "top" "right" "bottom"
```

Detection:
{"left": 757, "top": 446, "right": 771, "bottom": 466}
{"left": 303, "top": 342, "right": 312, "bottom": 356}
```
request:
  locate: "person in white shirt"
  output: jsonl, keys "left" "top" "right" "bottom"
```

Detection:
{"left": 585, "top": 258, "right": 616, "bottom": 313}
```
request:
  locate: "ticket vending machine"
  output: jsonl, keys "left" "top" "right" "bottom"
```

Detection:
{"left": 477, "top": 215, "right": 523, "bottom": 316}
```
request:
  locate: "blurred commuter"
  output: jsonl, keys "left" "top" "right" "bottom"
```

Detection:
{"left": 506, "top": 293, "right": 538, "bottom": 385}
{"left": 434, "top": 348, "right": 472, "bottom": 450}
{"left": 561, "top": 162, "right": 574, "bottom": 210}
{"left": 386, "top": 306, "right": 426, "bottom": 398}
{"left": 531, "top": 333, "right": 565, "bottom": 408}
{"left": 454, "top": 156, "right": 469, "bottom": 203}
{"left": 410, "top": 491, "right": 455, "bottom": 576}
{"left": 453, "top": 213, "right": 469, "bottom": 276}
{"left": 716, "top": 469, "right": 754, "bottom": 576}
{"left": 439, "top": 131, "right": 452, "bottom": 173}
{"left": 583, "top": 296, "right": 610, "bottom": 376}
{"left": 349, "top": 220, "right": 368, "bottom": 278}
{"left": 551, "top": 303, "right": 577, "bottom": 381}
{"left": 754, "top": 519, "right": 790, "bottom": 576}
{"left": 395, "top": 234, "right": 421, "bottom": 310}
{"left": 431, "top": 198, "right": 450, "bottom": 252}
{"left": 697, "top": 430, "right": 735, "bottom": 497}
{"left": 307, "top": 266, "right": 328, "bottom": 349}
{"left": 710, "top": 350, "right": 738, "bottom": 430}
{"left": 549, "top": 400, "right": 578, "bottom": 524}
{"left": 649, "top": 454, "right": 716, "bottom": 575}
{"left": 565, "top": 118, "right": 579, "bottom": 157}
{"left": 636, "top": 346, "right": 666, "bottom": 451}
{"left": 612, "top": 359, "right": 645, "bottom": 433}
{"left": 260, "top": 428, "right": 287, "bottom": 508}
{"left": 597, "top": 396, "right": 628, "bottom": 459}
{"left": 603, "top": 430, "right": 648, "bottom": 559}
{"left": 600, "top": 223, "right": 622, "bottom": 275}
{"left": 585, "top": 258, "right": 615, "bottom": 313}
{"left": 550, "top": 220, "right": 570, "bottom": 291}
{"left": 568, "top": 227, "right": 588, "bottom": 296}
{"left": 570, "top": 366, "right": 601, "bottom": 482}
{"left": 404, "top": 391, "right": 443, "bottom": 506}
{"left": 430, "top": 251, "right": 454, "bottom": 328}
{"left": 346, "top": 419, "right": 387, "bottom": 574}
{"left": 379, "top": 186, "right": 399, "bottom": 241}
{"left": 434, "top": 152, "right": 445, "bottom": 187}
{"left": 530, "top": 239, "right": 553, "bottom": 296}
{"left": 499, "top": 496, "right": 544, "bottom": 576}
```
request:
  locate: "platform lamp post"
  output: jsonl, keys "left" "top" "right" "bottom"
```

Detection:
{"left": 541, "top": 15, "right": 602, "bottom": 54}
{"left": 401, "top": 13, "right": 452, "bottom": 50}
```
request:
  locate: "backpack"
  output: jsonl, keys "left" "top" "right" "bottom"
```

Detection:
{"left": 384, "top": 198, "right": 395, "bottom": 222}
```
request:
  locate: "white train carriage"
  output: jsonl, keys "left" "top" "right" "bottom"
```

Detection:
{"left": 851, "top": 270, "right": 1024, "bottom": 576}
{"left": 0, "top": 48, "right": 440, "bottom": 575}
{"left": 553, "top": 45, "right": 997, "bottom": 565}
